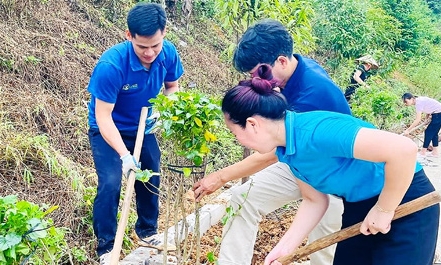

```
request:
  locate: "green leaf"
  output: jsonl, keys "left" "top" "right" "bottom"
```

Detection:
{"left": 182, "top": 168, "right": 192, "bottom": 177}
{"left": 1, "top": 195, "right": 17, "bottom": 205}
{"left": 207, "top": 251, "right": 216, "bottom": 262}
{"left": 0, "top": 250, "right": 6, "bottom": 263}
{"left": 135, "top": 169, "right": 159, "bottom": 182}
{"left": 6, "top": 245, "right": 16, "bottom": 260}
{"left": 15, "top": 244, "right": 30, "bottom": 255}
{"left": 193, "top": 156, "right": 203, "bottom": 166}
{"left": 0, "top": 233, "right": 21, "bottom": 251}
{"left": 27, "top": 219, "right": 47, "bottom": 240}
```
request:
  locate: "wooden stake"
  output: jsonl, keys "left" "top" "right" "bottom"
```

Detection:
{"left": 110, "top": 107, "right": 149, "bottom": 265}
{"left": 277, "top": 190, "right": 441, "bottom": 265}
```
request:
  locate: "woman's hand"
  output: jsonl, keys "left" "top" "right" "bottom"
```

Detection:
{"left": 264, "top": 243, "right": 292, "bottom": 265}
{"left": 360, "top": 204, "right": 394, "bottom": 235}
{"left": 192, "top": 171, "right": 224, "bottom": 201}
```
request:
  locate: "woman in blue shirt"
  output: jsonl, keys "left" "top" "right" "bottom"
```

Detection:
{"left": 220, "top": 66, "right": 439, "bottom": 265}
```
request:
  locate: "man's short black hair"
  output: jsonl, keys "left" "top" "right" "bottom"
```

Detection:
{"left": 127, "top": 2, "right": 166, "bottom": 37}
{"left": 233, "top": 19, "right": 294, "bottom": 73}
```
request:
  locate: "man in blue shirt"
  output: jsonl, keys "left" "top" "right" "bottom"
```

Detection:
{"left": 87, "top": 3, "right": 183, "bottom": 263}
{"left": 192, "top": 19, "right": 350, "bottom": 265}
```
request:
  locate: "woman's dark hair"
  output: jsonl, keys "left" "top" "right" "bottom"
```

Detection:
{"left": 222, "top": 65, "right": 288, "bottom": 128}
{"left": 127, "top": 3, "right": 166, "bottom": 37}
{"left": 402, "top": 92, "right": 416, "bottom": 101}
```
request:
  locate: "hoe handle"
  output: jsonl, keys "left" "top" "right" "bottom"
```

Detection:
{"left": 400, "top": 121, "right": 428, "bottom": 136}
{"left": 278, "top": 190, "right": 441, "bottom": 265}
{"left": 110, "top": 107, "right": 149, "bottom": 265}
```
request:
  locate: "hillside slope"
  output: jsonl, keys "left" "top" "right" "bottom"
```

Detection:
{"left": 0, "top": 0, "right": 234, "bottom": 260}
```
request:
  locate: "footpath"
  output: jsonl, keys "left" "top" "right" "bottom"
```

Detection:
{"left": 423, "top": 155, "right": 441, "bottom": 264}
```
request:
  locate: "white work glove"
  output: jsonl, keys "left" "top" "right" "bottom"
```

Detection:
{"left": 120, "top": 152, "right": 140, "bottom": 177}
{"left": 145, "top": 112, "right": 161, "bottom": 134}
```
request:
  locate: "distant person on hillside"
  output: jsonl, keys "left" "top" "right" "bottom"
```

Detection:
{"left": 220, "top": 70, "right": 439, "bottom": 265}
{"left": 86, "top": 2, "right": 183, "bottom": 264}
{"left": 344, "top": 55, "right": 379, "bottom": 102}
{"left": 192, "top": 19, "right": 351, "bottom": 265}
{"left": 402, "top": 93, "right": 441, "bottom": 158}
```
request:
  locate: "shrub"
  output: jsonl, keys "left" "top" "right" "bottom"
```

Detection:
{"left": 350, "top": 80, "right": 402, "bottom": 130}
{"left": 0, "top": 195, "right": 68, "bottom": 265}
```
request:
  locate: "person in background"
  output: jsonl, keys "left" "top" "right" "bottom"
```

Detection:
{"left": 86, "top": 3, "right": 183, "bottom": 264}
{"left": 193, "top": 19, "right": 350, "bottom": 265}
{"left": 220, "top": 68, "right": 439, "bottom": 265}
{"left": 403, "top": 92, "right": 441, "bottom": 158}
{"left": 344, "top": 55, "right": 379, "bottom": 102}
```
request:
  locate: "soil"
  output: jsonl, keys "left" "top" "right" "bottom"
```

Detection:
{"left": 189, "top": 207, "right": 308, "bottom": 265}
{"left": 153, "top": 184, "right": 308, "bottom": 265}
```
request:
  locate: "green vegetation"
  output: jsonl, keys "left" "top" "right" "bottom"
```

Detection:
{"left": 0, "top": 195, "right": 69, "bottom": 264}
{"left": 1, "top": 0, "right": 441, "bottom": 264}
{"left": 150, "top": 91, "right": 223, "bottom": 168}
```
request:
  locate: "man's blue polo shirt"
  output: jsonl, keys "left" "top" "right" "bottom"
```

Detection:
{"left": 282, "top": 54, "right": 351, "bottom": 115}
{"left": 87, "top": 40, "right": 184, "bottom": 131}
{"left": 276, "top": 111, "right": 423, "bottom": 202}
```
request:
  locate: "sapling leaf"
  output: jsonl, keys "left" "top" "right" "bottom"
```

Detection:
{"left": 135, "top": 169, "right": 160, "bottom": 182}
{"left": 194, "top": 117, "right": 203, "bottom": 127}
{"left": 183, "top": 167, "right": 192, "bottom": 177}
{"left": 204, "top": 130, "right": 216, "bottom": 141}
{"left": 193, "top": 156, "right": 203, "bottom": 166}
{"left": 27, "top": 218, "right": 47, "bottom": 240}
{"left": 206, "top": 251, "right": 216, "bottom": 262}
{"left": 199, "top": 143, "right": 209, "bottom": 154}
{"left": 149, "top": 91, "right": 222, "bottom": 167}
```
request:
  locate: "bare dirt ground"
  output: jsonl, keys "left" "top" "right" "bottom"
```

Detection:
{"left": 177, "top": 204, "right": 308, "bottom": 265}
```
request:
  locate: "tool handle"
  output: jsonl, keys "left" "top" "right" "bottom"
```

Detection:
{"left": 110, "top": 107, "right": 149, "bottom": 265}
{"left": 400, "top": 122, "right": 427, "bottom": 136}
{"left": 277, "top": 190, "right": 441, "bottom": 265}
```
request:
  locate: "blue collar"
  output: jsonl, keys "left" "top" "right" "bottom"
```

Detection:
{"left": 284, "top": 54, "right": 303, "bottom": 89}
{"left": 284, "top": 111, "right": 297, "bottom": 156}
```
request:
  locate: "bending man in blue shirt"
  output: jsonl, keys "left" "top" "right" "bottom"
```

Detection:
{"left": 193, "top": 19, "right": 350, "bottom": 265}
{"left": 87, "top": 3, "right": 184, "bottom": 264}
